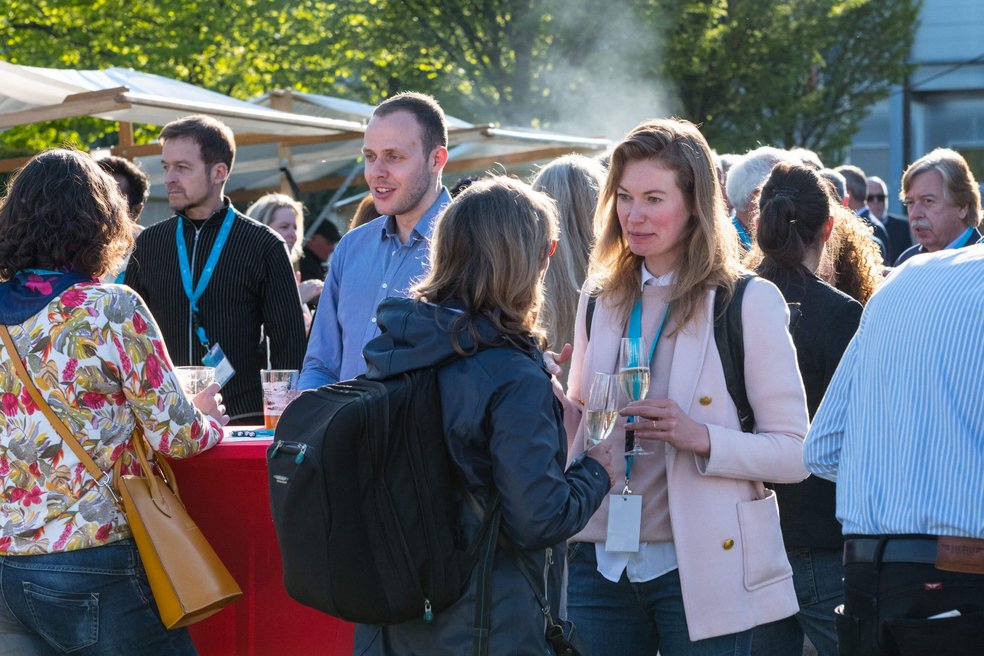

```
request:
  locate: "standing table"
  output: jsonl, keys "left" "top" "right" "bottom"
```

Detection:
{"left": 169, "top": 435, "right": 354, "bottom": 656}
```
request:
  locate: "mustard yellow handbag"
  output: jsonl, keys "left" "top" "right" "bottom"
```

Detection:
{"left": 1, "top": 325, "right": 242, "bottom": 629}
{"left": 112, "top": 436, "right": 243, "bottom": 628}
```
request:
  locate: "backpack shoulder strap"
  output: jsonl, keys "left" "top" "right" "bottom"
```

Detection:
{"left": 713, "top": 274, "right": 755, "bottom": 433}
{"left": 584, "top": 292, "right": 597, "bottom": 342}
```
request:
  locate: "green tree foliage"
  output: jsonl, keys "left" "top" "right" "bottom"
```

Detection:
{"left": 0, "top": 0, "right": 919, "bottom": 161}
{"left": 0, "top": 0, "right": 364, "bottom": 154}
{"left": 653, "top": 0, "right": 920, "bottom": 159}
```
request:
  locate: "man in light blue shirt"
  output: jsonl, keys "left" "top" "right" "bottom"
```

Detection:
{"left": 805, "top": 246, "right": 984, "bottom": 656}
{"left": 299, "top": 93, "right": 451, "bottom": 389}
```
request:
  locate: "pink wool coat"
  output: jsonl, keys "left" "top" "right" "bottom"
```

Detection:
{"left": 566, "top": 276, "right": 810, "bottom": 642}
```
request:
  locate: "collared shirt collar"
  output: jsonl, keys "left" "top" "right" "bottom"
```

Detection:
{"left": 639, "top": 261, "right": 676, "bottom": 290}
{"left": 380, "top": 187, "right": 453, "bottom": 244}
{"left": 945, "top": 226, "right": 975, "bottom": 250}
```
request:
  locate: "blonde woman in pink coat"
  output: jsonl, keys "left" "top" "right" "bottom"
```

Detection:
{"left": 564, "top": 119, "right": 810, "bottom": 656}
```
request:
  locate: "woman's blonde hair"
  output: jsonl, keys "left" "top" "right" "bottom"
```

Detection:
{"left": 245, "top": 193, "right": 304, "bottom": 264}
{"left": 590, "top": 118, "right": 743, "bottom": 330}
{"left": 531, "top": 154, "right": 606, "bottom": 350}
{"left": 413, "top": 176, "right": 559, "bottom": 353}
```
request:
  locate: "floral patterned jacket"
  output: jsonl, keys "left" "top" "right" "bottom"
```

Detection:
{"left": 0, "top": 282, "right": 222, "bottom": 555}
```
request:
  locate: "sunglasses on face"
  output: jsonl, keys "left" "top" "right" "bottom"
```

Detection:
{"left": 867, "top": 194, "right": 887, "bottom": 202}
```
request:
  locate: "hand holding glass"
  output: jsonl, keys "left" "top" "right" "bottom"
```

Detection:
{"left": 584, "top": 373, "right": 618, "bottom": 446}
{"left": 619, "top": 338, "right": 652, "bottom": 456}
{"left": 174, "top": 366, "right": 216, "bottom": 396}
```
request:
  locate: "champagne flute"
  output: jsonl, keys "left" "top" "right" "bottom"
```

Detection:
{"left": 619, "top": 337, "right": 652, "bottom": 456}
{"left": 584, "top": 372, "right": 617, "bottom": 446}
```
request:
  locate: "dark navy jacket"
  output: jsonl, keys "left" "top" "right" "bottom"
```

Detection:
{"left": 356, "top": 297, "right": 609, "bottom": 655}
{"left": 894, "top": 226, "right": 982, "bottom": 266}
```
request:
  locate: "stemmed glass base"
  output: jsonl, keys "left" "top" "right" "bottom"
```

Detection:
{"left": 624, "top": 422, "right": 653, "bottom": 456}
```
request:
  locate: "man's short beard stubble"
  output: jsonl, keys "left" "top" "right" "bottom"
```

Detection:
{"left": 383, "top": 161, "right": 433, "bottom": 219}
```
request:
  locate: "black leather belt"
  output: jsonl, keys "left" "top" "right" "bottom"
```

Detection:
{"left": 844, "top": 537, "right": 938, "bottom": 565}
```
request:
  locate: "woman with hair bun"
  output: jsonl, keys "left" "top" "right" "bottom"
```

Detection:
{"left": 750, "top": 162, "right": 863, "bottom": 656}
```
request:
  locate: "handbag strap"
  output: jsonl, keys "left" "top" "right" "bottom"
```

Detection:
{"left": 495, "top": 532, "right": 559, "bottom": 629}
{"left": 0, "top": 324, "right": 105, "bottom": 482}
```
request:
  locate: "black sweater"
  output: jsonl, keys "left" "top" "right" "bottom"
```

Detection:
{"left": 125, "top": 202, "right": 306, "bottom": 420}
{"left": 762, "top": 268, "right": 862, "bottom": 550}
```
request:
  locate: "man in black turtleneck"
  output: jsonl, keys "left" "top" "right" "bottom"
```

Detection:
{"left": 125, "top": 114, "right": 305, "bottom": 424}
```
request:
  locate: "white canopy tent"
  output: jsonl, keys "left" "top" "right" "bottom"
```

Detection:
{"left": 0, "top": 61, "right": 610, "bottom": 224}
{"left": 252, "top": 88, "right": 611, "bottom": 183}
{"left": 0, "top": 60, "right": 365, "bottom": 214}
{"left": 0, "top": 61, "right": 364, "bottom": 138}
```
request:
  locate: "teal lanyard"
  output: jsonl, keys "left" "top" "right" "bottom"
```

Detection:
{"left": 955, "top": 227, "right": 976, "bottom": 249}
{"left": 176, "top": 207, "right": 236, "bottom": 348}
{"left": 624, "top": 297, "right": 670, "bottom": 487}
{"left": 23, "top": 269, "right": 67, "bottom": 276}
{"left": 732, "top": 216, "right": 752, "bottom": 250}
{"left": 628, "top": 300, "right": 670, "bottom": 366}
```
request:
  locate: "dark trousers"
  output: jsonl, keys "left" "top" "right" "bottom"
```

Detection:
{"left": 837, "top": 536, "right": 984, "bottom": 656}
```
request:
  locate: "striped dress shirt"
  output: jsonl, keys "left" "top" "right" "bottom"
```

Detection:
{"left": 805, "top": 245, "right": 984, "bottom": 538}
{"left": 299, "top": 189, "right": 451, "bottom": 389}
{"left": 125, "top": 202, "right": 307, "bottom": 420}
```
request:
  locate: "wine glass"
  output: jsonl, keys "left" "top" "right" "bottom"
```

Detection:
{"left": 619, "top": 337, "right": 652, "bottom": 456}
{"left": 584, "top": 373, "right": 617, "bottom": 446}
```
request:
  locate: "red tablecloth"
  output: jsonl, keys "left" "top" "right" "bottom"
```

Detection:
{"left": 169, "top": 436, "right": 354, "bottom": 656}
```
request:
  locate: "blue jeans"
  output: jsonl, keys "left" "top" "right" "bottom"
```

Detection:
{"left": 566, "top": 542, "right": 753, "bottom": 656}
{"left": 0, "top": 539, "right": 196, "bottom": 655}
{"left": 751, "top": 547, "right": 842, "bottom": 656}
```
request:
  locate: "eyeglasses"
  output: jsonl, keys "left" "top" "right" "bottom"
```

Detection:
{"left": 866, "top": 194, "right": 887, "bottom": 202}
{"left": 547, "top": 240, "right": 558, "bottom": 257}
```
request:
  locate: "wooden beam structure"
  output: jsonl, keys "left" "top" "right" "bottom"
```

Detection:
{"left": 0, "top": 87, "right": 130, "bottom": 129}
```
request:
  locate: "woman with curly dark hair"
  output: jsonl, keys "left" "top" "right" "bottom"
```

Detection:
{"left": 822, "top": 207, "right": 883, "bottom": 305}
{"left": 0, "top": 149, "right": 227, "bottom": 655}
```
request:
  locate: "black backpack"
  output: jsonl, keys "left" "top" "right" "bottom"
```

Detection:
{"left": 585, "top": 274, "right": 755, "bottom": 432}
{"left": 266, "top": 365, "right": 498, "bottom": 626}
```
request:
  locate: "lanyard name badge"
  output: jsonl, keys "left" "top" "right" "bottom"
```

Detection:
{"left": 605, "top": 297, "right": 669, "bottom": 554}
{"left": 176, "top": 207, "right": 236, "bottom": 387}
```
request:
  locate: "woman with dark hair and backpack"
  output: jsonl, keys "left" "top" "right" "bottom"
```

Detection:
{"left": 357, "top": 176, "right": 614, "bottom": 655}
{"left": 750, "top": 162, "right": 863, "bottom": 656}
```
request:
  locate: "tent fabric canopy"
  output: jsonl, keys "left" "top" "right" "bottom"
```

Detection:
{"left": 0, "top": 60, "right": 610, "bottom": 203}
{"left": 0, "top": 61, "right": 364, "bottom": 136}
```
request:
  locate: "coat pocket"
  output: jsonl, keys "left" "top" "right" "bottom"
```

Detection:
{"left": 736, "top": 489, "right": 792, "bottom": 591}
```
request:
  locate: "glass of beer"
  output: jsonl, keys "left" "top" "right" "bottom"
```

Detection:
{"left": 260, "top": 369, "right": 300, "bottom": 430}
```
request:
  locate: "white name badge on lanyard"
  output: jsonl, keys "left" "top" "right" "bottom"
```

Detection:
{"left": 605, "top": 494, "right": 642, "bottom": 553}
{"left": 202, "top": 342, "right": 235, "bottom": 387}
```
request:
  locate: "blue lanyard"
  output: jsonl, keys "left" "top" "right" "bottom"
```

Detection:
{"left": 732, "top": 216, "right": 752, "bottom": 250}
{"left": 624, "top": 295, "right": 671, "bottom": 485}
{"left": 628, "top": 298, "right": 670, "bottom": 368}
{"left": 22, "top": 269, "right": 67, "bottom": 276}
{"left": 176, "top": 207, "right": 236, "bottom": 347}
{"left": 955, "top": 227, "right": 976, "bottom": 249}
